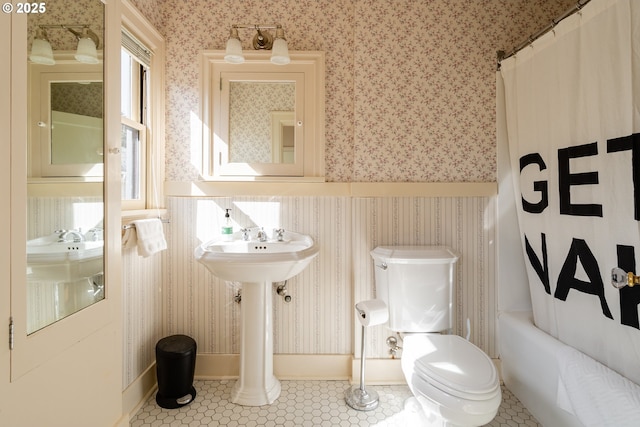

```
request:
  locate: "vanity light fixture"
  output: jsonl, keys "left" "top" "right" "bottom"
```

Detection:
{"left": 29, "top": 25, "right": 101, "bottom": 65}
{"left": 29, "top": 28, "right": 55, "bottom": 65}
{"left": 224, "top": 24, "right": 290, "bottom": 65}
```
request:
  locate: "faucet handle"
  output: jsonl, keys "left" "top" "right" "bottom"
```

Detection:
{"left": 273, "top": 228, "right": 285, "bottom": 241}
{"left": 240, "top": 228, "right": 250, "bottom": 241}
{"left": 85, "top": 228, "right": 103, "bottom": 241}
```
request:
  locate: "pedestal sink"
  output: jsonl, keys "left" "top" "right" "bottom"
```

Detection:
{"left": 27, "top": 234, "right": 103, "bottom": 282}
{"left": 194, "top": 230, "right": 319, "bottom": 406}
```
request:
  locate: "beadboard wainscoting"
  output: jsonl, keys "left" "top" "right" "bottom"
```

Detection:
{"left": 122, "top": 244, "right": 164, "bottom": 387}
{"left": 118, "top": 191, "right": 497, "bottom": 391}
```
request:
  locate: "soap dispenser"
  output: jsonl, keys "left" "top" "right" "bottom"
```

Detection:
{"left": 221, "top": 209, "right": 233, "bottom": 241}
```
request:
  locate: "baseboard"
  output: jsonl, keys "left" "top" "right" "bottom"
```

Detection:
{"left": 493, "top": 358, "right": 502, "bottom": 381}
{"left": 121, "top": 363, "right": 157, "bottom": 421}
{"left": 350, "top": 357, "right": 405, "bottom": 385}
{"left": 195, "top": 354, "right": 353, "bottom": 380}
{"left": 194, "top": 353, "right": 240, "bottom": 379}
{"left": 275, "top": 354, "right": 352, "bottom": 380}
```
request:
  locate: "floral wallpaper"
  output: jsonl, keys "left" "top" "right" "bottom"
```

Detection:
{"left": 229, "top": 82, "right": 295, "bottom": 162}
{"left": 51, "top": 82, "right": 103, "bottom": 118}
{"left": 142, "top": 0, "right": 574, "bottom": 183}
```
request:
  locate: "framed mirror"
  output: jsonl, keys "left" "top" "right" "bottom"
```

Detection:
{"left": 202, "top": 51, "right": 325, "bottom": 181}
{"left": 29, "top": 59, "right": 103, "bottom": 177}
{"left": 26, "top": 1, "right": 104, "bottom": 335}
{"left": 228, "top": 80, "right": 296, "bottom": 164}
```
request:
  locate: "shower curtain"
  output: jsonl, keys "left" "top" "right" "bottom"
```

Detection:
{"left": 500, "top": 0, "right": 640, "bottom": 387}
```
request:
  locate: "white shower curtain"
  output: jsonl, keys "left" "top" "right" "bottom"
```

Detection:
{"left": 500, "top": 0, "right": 640, "bottom": 387}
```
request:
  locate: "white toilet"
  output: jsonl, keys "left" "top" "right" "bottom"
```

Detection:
{"left": 371, "top": 246, "right": 501, "bottom": 427}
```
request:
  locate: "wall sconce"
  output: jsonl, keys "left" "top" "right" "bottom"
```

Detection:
{"left": 224, "top": 24, "right": 290, "bottom": 65}
{"left": 30, "top": 25, "right": 100, "bottom": 65}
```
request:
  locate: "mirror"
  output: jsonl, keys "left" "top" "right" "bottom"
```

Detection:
{"left": 228, "top": 81, "right": 295, "bottom": 164}
{"left": 202, "top": 51, "right": 325, "bottom": 180}
{"left": 26, "top": 0, "right": 105, "bottom": 334}
{"left": 30, "top": 62, "right": 103, "bottom": 177}
{"left": 50, "top": 81, "right": 103, "bottom": 165}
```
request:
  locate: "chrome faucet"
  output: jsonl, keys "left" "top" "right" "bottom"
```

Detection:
{"left": 56, "top": 229, "right": 85, "bottom": 243}
{"left": 256, "top": 228, "right": 268, "bottom": 242}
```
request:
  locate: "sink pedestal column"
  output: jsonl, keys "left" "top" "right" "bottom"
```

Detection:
{"left": 231, "top": 281, "right": 281, "bottom": 406}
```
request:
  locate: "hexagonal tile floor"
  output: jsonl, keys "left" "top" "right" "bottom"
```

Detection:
{"left": 130, "top": 380, "right": 539, "bottom": 427}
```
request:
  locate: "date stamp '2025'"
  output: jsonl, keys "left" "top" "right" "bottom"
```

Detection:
{"left": 3, "top": 2, "right": 47, "bottom": 14}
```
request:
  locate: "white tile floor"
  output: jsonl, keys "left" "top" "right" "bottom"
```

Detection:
{"left": 130, "top": 380, "right": 540, "bottom": 427}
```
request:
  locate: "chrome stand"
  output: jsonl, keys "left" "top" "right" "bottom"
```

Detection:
{"left": 345, "top": 324, "right": 379, "bottom": 411}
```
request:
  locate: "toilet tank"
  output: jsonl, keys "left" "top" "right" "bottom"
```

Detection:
{"left": 370, "top": 246, "right": 459, "bottom": 333}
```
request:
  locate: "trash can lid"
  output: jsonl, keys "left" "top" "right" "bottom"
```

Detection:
{"left": 156, "top": 334, "right": 197, "bottom": 357}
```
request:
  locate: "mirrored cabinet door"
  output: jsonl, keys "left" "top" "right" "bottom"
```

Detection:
{"left": 26, "top": 0, "right": 105, "bottom": 334}
{"left": 11, "top": 0, "right": 115, "bottom": 382}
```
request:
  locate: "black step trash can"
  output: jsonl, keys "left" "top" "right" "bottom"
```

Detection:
{"left": 155, "top": 334, "right": 197, "bottom": 409}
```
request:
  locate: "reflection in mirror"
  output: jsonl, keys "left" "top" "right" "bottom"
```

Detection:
{"left": 30, "top": 67, "right": 103, "bottom": 177}
{"left": 26, "top": 192, "right": 104, "bottom": 334}
{"left": 50, "top": 81, "right": 103, "bottom": 164}
{"left": 228, "top": 81, "right": 295, "bottom": 164}
{"left": 26, "top": 0, "right": 105, "bottom": 334}
{"left": 270, "top": 111, "right": 295, "bottom": 163}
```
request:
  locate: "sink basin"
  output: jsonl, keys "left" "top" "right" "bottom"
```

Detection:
{"left": 27, "top": 235, "right": 103, "bottom": 282}
{"left": 194, "top": 231, "right": 319, "bottom": 283}
{"left": 194, "top": 230, "right": 319, "bottom": 406}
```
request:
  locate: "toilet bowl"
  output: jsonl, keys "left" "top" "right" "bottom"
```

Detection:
{"left": 401, "top": 334, "right": 501, "bottom": 427}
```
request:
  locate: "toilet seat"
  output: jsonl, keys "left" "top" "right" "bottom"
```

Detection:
{"left": 403, "top": 334, "right": 500, "bottom": 401}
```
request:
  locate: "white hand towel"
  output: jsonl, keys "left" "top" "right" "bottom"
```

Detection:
{"left": 132, "top": 218, "right": 167, "bottom": 257}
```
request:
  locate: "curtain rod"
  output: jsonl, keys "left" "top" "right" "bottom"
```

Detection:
{"left": 497, "top": 0, "right": 591, "bottom": 68}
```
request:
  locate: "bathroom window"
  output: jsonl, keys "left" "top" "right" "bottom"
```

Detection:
{"left": 120, "top": 4, "right": 165, "bottom": 213}
{"left": 120, "top": 44, "right": 148, "bottom": 209}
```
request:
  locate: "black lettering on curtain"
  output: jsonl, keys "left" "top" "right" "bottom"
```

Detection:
{"left": 525, "top": 233, "right": 551, "bottom": 294}
{"left": 555, "top": 238, "right": 612, "bottom": 319}
{"left": 558, "top": 142, "right": 603, "bottom": 217}
{"left": 520, "top": 153, "right": 549, "bottom": 214}
{"left": 616, "top": 245, "right": 640, "bottom": 330}
{"left": 607, "top": 133, "right": 640, "bottom": 221}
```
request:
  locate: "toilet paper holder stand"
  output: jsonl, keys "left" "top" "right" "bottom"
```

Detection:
{"left": 345, "top": 299, "right": 388, "bottom": 411}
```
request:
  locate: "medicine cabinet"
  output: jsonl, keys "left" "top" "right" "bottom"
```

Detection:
{"left": 29, "top": 57, "right": 104, "bottom": 178}
{"left": 201, "top": 51, "right": 325, "bottom": 181}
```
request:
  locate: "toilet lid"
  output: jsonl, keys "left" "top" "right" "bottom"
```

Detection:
{"left": 409, "top": 334, "right": 499, "bottom": 400}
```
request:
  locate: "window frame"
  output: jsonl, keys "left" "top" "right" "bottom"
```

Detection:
{"left": 121, "top": 0, "right": 165, "bottom": 216}
{"left": 121, "top": 116, "right": 147, "bottom": 206}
